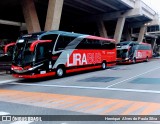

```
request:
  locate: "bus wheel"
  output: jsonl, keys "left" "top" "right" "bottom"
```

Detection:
{"left": 56, "top": 66, "right": 65, "bottom": 77}
{"left": 102, "top": 62, "right": 106, "bottom": 70}
{"left": 133, "top": 58, "right": 136, "bottom": 64}
{"left": 146, "top": 57, "right": 149, "bottom": 62}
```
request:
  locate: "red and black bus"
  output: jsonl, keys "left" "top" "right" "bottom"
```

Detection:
{"left": 0, "top": 41, "right": 15, "bottom": 71}
{"left": 117, "top": 41, "right": 152, "bottom": 63}
{"left": 0, "top": 42, "right": 15, "bottom": 60}
{"left": 11, "top": 31, "right": 116, "bottom": 78}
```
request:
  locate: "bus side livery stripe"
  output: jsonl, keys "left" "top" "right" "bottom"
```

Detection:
{"left": 87, "top": 36, "right": 115, "bottom": 42}
{"left": 66, "top": 65, "right": 101, "bottom": 73}
{"left": 136, "top": 50, "right": 152, "bottom": 59}
{"left": 52, "top": 50, "right": 74, "bottom": 69}
{"left": 66, "top": 61, "right": 116, "bottom": 70}
{"left": 30, "top": 40, "right": 52, "bottom": 52}
{"left": 52, "top": 49, "right": 104, "bottom": 69}
{"left": 66, "top": 63, "right": 102, "bottom": 69}
{"left": 65, "top": 36, "right": 88, "bottom": 50}
{"left": 52, "top": 35, "right": 116, "bottom": 69}
{"left": 13, "top": 72, "right": 56, "bottom": 79}
{"left": 52, "top": 35, "right": 86, "bottom": 69}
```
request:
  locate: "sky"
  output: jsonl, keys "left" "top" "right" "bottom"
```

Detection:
{"left": 142, "top": 0, "right": 160, "bottom": 14}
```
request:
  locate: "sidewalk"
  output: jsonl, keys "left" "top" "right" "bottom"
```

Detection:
{"left": 0, "top": 62, "right": 11, "bottom": 73}
{"left": 153, "top": 56, "right": 160, "bottom": 59}
{"left": 0, "top": 70, "right": 11, "bottom": 74}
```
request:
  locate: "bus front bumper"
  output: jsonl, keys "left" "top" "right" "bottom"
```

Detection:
{"left": 116, "top": 58, "right": 132, "bottom": 64}
{"left": 12, "top": 72, "right": 56, "bottom": 79}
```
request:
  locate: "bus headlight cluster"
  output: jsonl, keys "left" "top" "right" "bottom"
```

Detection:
{"left": 125, "top": 58, "right": 129, "bottom": 60}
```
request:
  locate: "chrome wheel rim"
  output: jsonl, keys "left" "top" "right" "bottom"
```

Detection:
{"left": 57, "top": 68, "right": 63, "bottom": 77}
{"left": 102, "top": 63, "right": 106, "bottom": 69}
{"left": 146, "top": 57, "right": 149, "bottom": 62}
{"left": 133, "top": 58, "right": 136, "bottom": 63}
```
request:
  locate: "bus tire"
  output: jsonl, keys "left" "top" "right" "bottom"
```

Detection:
{"left": 146, "top": 57, "right": 149, "bottom": 62}
{"left": 56, "top": 66, "right": 65, "bottom": 78}
{"left": 102, "top": 62, "right": 107, "bottom": 70}
{"left": 133, "top": 58, "right": 136, "bottom": 64}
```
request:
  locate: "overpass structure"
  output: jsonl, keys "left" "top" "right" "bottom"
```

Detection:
{"left": 0, "top": 0, "right": 159, "bottom": 43}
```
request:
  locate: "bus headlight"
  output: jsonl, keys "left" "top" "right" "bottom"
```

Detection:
{"left": 125, "top": 58, "right": 129, "bottom": 60}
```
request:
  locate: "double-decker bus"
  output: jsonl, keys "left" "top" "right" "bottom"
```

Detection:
{"left": 117, "top": 41, "right": 152, "bottom": 63}
{"left": 11, "top": 31, "right": 116, "bottom": 79}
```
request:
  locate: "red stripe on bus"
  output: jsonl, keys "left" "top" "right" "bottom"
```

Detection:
{"left": 87, "top": 36, "right": 115, "bottom": 42}
{"left": 13, "top": 72, "right": 56, "bottom": 79}
{"left": 66, "top": 65, "right": 101, "bottom": 73}
{"left": 4, "top": 42, "right": 16, "bottom": 54}
{"left": 30, "top": 40, "right": 52, "bottom": 52}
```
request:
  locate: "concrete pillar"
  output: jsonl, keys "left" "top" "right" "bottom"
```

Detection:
{"left": 124, "top": 27, "right": 132, "bottom": 41}
{"left": 45, "top": 0, "right": 64, "bottom": 31}
{"left": 138, "top": 26, "right": 146, "bottom": 43}
{"left": 97, "top": 20, "right": 108, "bottom": 38}
{"left": 114, "top": 17, "right": 126, "bottom": 43}
{"left": 20, "top": 23, "right": 27, "bottom": 31}
{"left": 21, "top": 0, "right": 41, "bottom": 33}
{"left": 126, "top": 30, "right": 132, "bottom": 41}
{"left": 151, "top": 38, "right": 157, "bottom": 51}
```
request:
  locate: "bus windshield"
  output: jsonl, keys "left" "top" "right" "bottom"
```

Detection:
{"left": 117, "top": 49, "right": 128, "bottom": 58}
{"left": 12, "top": 33, "right": 44, "bottom": 66}
{"left": 117, "top": 41, "right": 131, "bottom": 46}
{"left": 12, "top": 39, "right": 35, "bottom": 66}
{"left": 12, "top": 33, "right": 58, "bottom": 67}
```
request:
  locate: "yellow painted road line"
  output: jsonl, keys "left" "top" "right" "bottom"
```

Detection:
{"left": 122, "top": 102, "right": 148, "bottom": 115}
{"left": 1, "top": 89, "right": 160, "bottom": 115}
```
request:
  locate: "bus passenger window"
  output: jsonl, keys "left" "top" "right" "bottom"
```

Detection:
{"left": 55, "top": 36, "right": 74, "bottom": 51}
{"left": 101, "top": 41, "right": 115, "bottom": 50}
{"left": 39, "top": 47, "right": 44, "bottom": 59}
{"left": 36, "top": 44, "right": 50, "bottom": 62}
{"left": 76, "top": 39, "right": 90, "bottom": 49}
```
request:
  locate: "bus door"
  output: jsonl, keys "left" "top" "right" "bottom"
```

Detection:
{"left": 128, "top": 44, "right": 136, "bottom": 60}
{"left": 35, "top": 42, "right": 52, "bottom": 72}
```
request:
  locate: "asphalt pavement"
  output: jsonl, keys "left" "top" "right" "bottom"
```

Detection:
{"left": 0, "top": 59, "right": 160, "bottom": 124}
